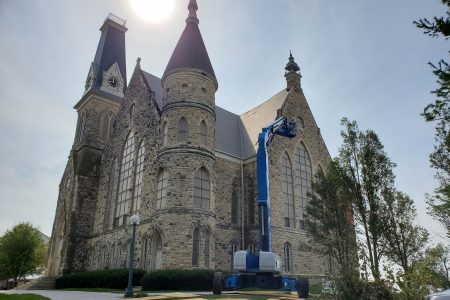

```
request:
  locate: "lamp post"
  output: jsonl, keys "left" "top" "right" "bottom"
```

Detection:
{"left": 124, "top": 214, "right": 140, "bottom": 298}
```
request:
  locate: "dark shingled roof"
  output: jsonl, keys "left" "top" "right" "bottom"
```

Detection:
{"left": 141, "top": 70, "right": 287, "bottom": 159}
{"left": 162, "top": 22, "right": 215, "bottom": 80}
{"left": 141, "top": 70, "right": 164, "bottom": 109}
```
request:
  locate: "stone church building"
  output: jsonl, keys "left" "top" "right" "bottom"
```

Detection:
{"left": 47, "top": 0, "right": 332, "bottom": 277}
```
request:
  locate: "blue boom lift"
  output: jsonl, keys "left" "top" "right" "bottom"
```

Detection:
{"left": 212, "top": 117, "right": 309, "bottom": 298}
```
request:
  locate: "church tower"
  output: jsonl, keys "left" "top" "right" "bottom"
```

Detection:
{"left": 47, "top": 14, "right": 127, "bottom": 275}
{"left": 73, "top": 13, "right": 128, "bottom": 175}
{"left": 156, "top": 0, "right": 218, "bottom": 269}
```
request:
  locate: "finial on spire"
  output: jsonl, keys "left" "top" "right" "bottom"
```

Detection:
{"left": 285, "top": 51, "right": 300, "bottom": 73}
{"left": 136, "top": 57, "right": 141, "bottom": 69}
{"left": 186, "top": 0, "right": 199, "bottom": 24}
{"left": 284, "top": 51, "right": 301, "bottom": 90}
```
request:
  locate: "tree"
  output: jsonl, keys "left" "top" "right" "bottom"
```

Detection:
{"left": 415, "top": 0, "right": 450, "bottom": 238}
{"left": 306, "top": 161, "right": 361, "bottom": 299}
{"left": 338, "top": 118, "right": 396, "bottom": 282}
{"left": 383, "top": 192, "right": 429, "bottom": 273}
{"left": 0, "top": 223, "right": 47, "bottom": 282}
{"left": 382, "top": 192, "right": 430, "bottom": 300}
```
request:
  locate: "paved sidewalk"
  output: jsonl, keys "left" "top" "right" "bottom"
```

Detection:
{"left": 0, "top": 290, "right": 122, "bottom": 300}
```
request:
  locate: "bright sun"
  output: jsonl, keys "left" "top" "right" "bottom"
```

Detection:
{"left": 130, "top": 0, "right": 175, "bottom": 23}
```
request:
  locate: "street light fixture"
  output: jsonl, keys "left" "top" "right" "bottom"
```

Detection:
{"left": 124, "top": 214, "right": 140, "bottom": 298}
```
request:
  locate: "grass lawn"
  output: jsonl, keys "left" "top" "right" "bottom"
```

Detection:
{"left": 0, "top": 294, "right": 51, "bottom": 300}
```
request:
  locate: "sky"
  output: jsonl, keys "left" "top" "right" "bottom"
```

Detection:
{"left": 0, "top": 0, "right": 448, "bottom": 246}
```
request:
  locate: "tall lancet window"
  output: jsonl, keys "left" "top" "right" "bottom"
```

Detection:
{"left": 115, "top": 131, "right": 135, "bottom": 227}
{"left": 193, "top": 167, "right": 210, "bottom": 209}
{"left": 199, "top": 121, "right": 206, "bottom": 146}
{"left": 204, "top": 229, "right": 210, "bottom": 268}
{"left": 178, "top": 117, "right": 188, "bottom": 143}
{"left": 76, "top": 111, "right": 87, "bottom": 143}
{"left": 156, "top": 169, "right": 168, "bottom": 209}
{"left": 132, "top": 140, "right": 146, "bottom": 214}
{"left": 192, "top": 228, "right": 200, "bottom": 267}
{"left": 295, "top": 143, "right": 312, "bottom": 230}
{"left": 284, "top": 242, "right": 293, "bottom": 272}
{"left": 162, "top": 121, "right": 168, "bottom": 146}
{"left": 282, "top": 153, "right": 295, "bottom": 228}
{"left": 101, "top": 112, "right": 113, "bottom": 141}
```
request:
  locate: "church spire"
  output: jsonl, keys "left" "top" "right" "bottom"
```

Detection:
{"left": 82, "top": 13, "right": 128, "bottom": 100}
{"left": 284, "top": 51, "right": 302, "bottom": 90}
{"left": 162, "top": 0, "right": 216, "bottom": 84}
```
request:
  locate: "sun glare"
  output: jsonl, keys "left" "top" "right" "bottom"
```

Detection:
{"left": 130, "top": 0, "right": 175, "bottom": 23}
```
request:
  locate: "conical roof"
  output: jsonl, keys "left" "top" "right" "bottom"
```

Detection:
{"left": 163, "top": 0, "right": 215, "bottom": 80}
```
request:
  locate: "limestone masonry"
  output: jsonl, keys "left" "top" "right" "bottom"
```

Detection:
{"left": 47, "top": 1, "right": 332, "bottom": 278}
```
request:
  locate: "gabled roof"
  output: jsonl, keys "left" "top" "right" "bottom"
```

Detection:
{"left": 141, "top": 70, "right": 287, "bottom": 159}
{"left": 240, "top": 90, "right": 289, "bottom": 157}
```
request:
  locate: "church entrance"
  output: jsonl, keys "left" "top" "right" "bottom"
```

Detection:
{"left": 152, "top": 232, "right": 162, "bottom": 270}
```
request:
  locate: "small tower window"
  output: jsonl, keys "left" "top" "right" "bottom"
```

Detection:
{"left": 192, "top": 228, "right": 200, "bottom": 267}
{"left": 76, "top": 111, "right": 87, "bottom": 143}
{"left": 199, "top": 121, "right": 206, "bottom": 146}
{"left": 178, "top": 117, "right": 188, "bottom": 143}
{"left": 162, "top": 122, "right": 168, "bottom": 146}
{"left": 193, "top": 167, "right": 210, "bottom": 209}
{"left": 156, "top": 169, "right": 168, "bottom": 209}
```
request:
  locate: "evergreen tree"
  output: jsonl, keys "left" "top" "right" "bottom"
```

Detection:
{"left": 415, "top": 0, "right": 450, "bottom": 238}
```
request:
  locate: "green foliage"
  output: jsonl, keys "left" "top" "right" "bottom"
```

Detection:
{"left": 383, "top": 192, "right": 429, "bottom": 273}
{"left": 415, "top": 0, "right": 450, "bottom": 238}
{"left": 0, "top": 294, "right": 50, "bottom": 300}
{"left": 305, "top": 161, "right": 361, "bottom": 299}
{"left": 338, "top": 118, "right": 396, "bottom": 282}
{"left": 0, "top": 223, "right": 47, "bottom": 281}
{"left": 54, "top": 268, "right": 145, "bottom": 289}
{"left": 141, "top": 269, "right": 214, "bottom": 291}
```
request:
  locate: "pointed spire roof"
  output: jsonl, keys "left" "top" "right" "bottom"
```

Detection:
{"left": 163, "top": 0, "right": 216, "bottom": 81}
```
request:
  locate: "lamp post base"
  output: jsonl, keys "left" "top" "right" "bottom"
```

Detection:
{"left": 124, "top": 287, "right": 134, "bottom": 298}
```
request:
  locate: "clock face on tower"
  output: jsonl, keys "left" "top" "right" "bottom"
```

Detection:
{"left": 108, "top": 76, "right": 119, "bottom": 88}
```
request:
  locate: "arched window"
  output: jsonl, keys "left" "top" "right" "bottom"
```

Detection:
{"left": 193, "top": 167, "right": 210, "bottom": 209}
{"left": 156, "top": 169, "right": 168, "bottom": 209}
{"left": 76, "top": 111, "right": 87, "bottom": 143}
{"left": 152, "top": 232, "right": 163, "bottom": 270}
{"left": 204, "top": 230, "right": 210, "bottom": 268}
{"left": 248, "top": 188, "right": 255, "bottom": 225}
{"left": 284, "top": 242, "right": 293, "bottom": 272}
{"left": 106, "top": 159, "right": 119, "bottom": 229}
{"left": 115, "top": 131, "right": 135, "bottom": 227}
{"left": 101, "top": 112, "right": 113, "bottom": 141}
{"left": 231, "top": 190, "right": 238, "bottom": 224}
{"left": 281, "top": 153, "right": 295, "bottom": 228}
{"left": 132, "top": 141, "right": 146, "bottom": 215}
{"left": 141, "top": 238, "right": 149, "bottom": 270}
{"left": 162, "top": 121, "right": 168, "bottom": 146}
{"left": 295, "top": 143, "right": 312, "bottom": 230}
{"left": 178, "top": 117, "right": 188, "bottom": 143}
{"left": 192, "top": 228, "right": 200, "bottom": 267}
{"left": 230, "top": 243, "right": 238, "bottom": 270}
{"left": 199, "top": 121, "right": 206, "bottom": 146}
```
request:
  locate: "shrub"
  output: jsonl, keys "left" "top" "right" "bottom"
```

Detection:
{"left": 141, "top": 269, "right": 214, "bottom": 291}
{"left": 55, "top": 268, "right": 145, "bottom": 289}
